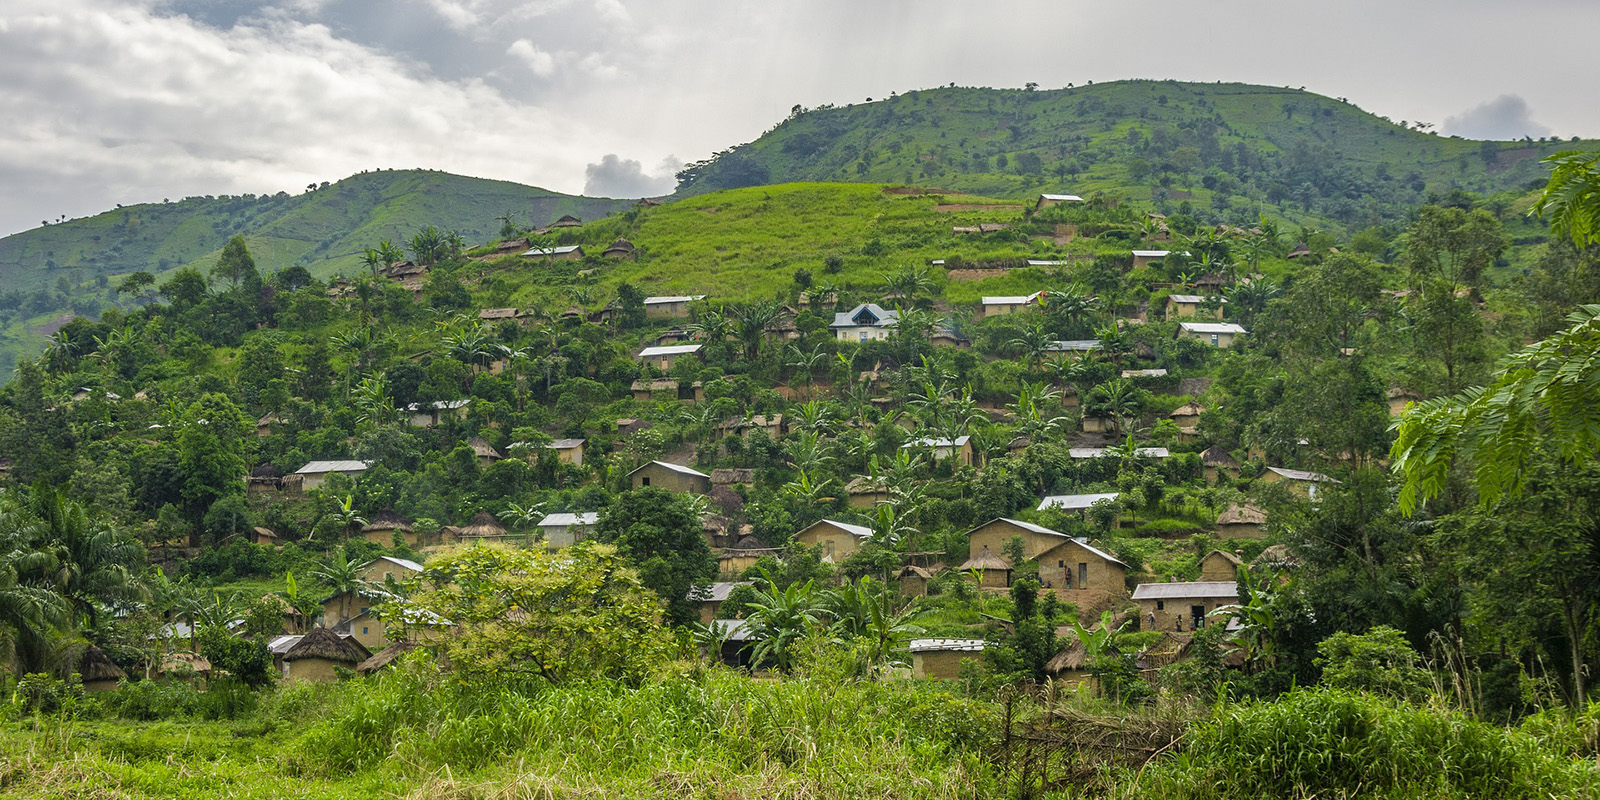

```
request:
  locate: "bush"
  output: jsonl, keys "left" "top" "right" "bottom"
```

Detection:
{"left": 110, "top": 679, "right": 202, "bottom": 721}
{"left": 1316, "top": 626, "right": 1430, "bottom": 703}
{"left": 1150, "top": 689, "right": 1600, "bottom": 799}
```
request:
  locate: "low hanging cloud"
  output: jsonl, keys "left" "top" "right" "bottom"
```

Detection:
{"left": 1443, "top": 94, "right": 1553, "bottom": 141}
{"left": 583, "top": 154, "right": 680, "bottom": 198}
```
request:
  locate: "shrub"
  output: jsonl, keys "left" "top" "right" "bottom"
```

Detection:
{"left": 1316, "top": 626, "right": 1430, "bottom": 703}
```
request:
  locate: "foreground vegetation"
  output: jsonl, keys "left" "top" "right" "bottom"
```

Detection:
{"left": 5, "top": 659, "right": 1600, "bottom": 799}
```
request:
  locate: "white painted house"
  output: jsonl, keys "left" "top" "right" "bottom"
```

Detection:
{"left": 831, "top": 303, "right": 900, "bottom": 342}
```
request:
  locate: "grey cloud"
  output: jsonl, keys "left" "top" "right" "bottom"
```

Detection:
{"left": 583, "top": 154, "right": 679, "bottom": 198}
{"left": 1443, "top": 94, "right": 1553, "bottom": 140}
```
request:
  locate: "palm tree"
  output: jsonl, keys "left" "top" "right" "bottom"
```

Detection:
{"left": 881, "top": 267, "right": 935, "bottom": 304}
{"left": 687, "top": 307, "right": 733, "bottom": 344}
{"left": 352, "top": 373, "right": 398, "bottom": 428}
{"left": 32, "top": 489, "right": 144, "bottom": 628}
{"left": 821, "top": 579, "right": 927, "bottom": 672}
{"left": 1006, "top": 323, "right": 1056, "bottom": 373}
{"left": 678, "top": 405, "right": 721, "bottom": 445}
{"left": 732, "top": 302, "right": 782, "bottom": 360}
{"left": 1225, "top": 279, "right": 1281, "bottom": 328}
{"left": 790, "top": 400, "right": 836, "bottom": 436}
{"left": 377, "top": 239, "right": 406, "bottom": 269}
{"left": 1043, "top": 286, "right": 1099, "bottom": 338}
{"left": 360, "top": 248, "right": 382, "bottom": 276}
{"left": 785, "top": 344, "right": 829, "bottom": 395}
{"left": 744, "top": 572, "right": 821, "bottom": 672}
{"left": 1095, "top": 324, "right": 1131, "bottom": 365}
{"left": 1085, "top": 378, "right": 1144, "bottom": 434}
{"left": 497, "top": 501, "right": 547, "bottom": 547}
{"left": 312, "top": 548, "right": 369, "bottom": 624}
{"left": 324, "top": 496, "right": 368, "bottom": 541}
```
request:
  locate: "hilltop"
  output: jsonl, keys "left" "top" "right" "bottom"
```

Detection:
{"left": 0, "top": 169, "right": 630, "bottom": 299}
{"left": 676, "top": 80, "right": 1590, "bottom": 230}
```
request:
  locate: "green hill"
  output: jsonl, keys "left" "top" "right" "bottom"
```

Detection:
{"left": 675, "top": 80, "right": 1592, "bottom": 230}
{"left": 0, "top": 169, "right": 630, "bottom": 298}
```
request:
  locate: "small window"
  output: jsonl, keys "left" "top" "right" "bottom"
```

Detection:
{"left": 362, "top": 627, "right": 368, "bottom": 635}
{"left": 641, "top": 476, "right": 651, "bottom": 486}
{"left": 1156, "top": 600, "right": 1165, "bottom": 610}
{"left": 1210, "top": 334, "right": 1220, "bottom": 346}
{"left": 1057, "top": 560, "right": 1064, "bottom": 568}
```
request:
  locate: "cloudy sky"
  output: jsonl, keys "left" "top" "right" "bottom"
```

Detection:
{"left": 1, "top": 0, "right": 1597, "bottom": 237}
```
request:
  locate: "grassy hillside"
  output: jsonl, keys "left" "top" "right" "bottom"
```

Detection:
{"left": 676, "top": 81, "right": 1593, "bottom": 231}
{"left": 0, "top": 169, "right": 630, "bottom": 295}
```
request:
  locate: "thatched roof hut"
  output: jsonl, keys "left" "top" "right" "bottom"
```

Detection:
{"left": 282, "top": 628, "right": 371, "bottom": 683}
{"left": 356, "top": 640, "right": 416, "bottom": 676}
{"left": 1200, "top": 446, "right": 1240, "bottom": 469}
{"left": 158, "top": 651, "right": 212, "bottom": 680}
{"left": 452, "top": 511, "right": 508, "bottom": 539}
{"left": 1216, "top": 503, "right": 1267, "bottom": 526}
{"left": 467, "top": 437, "right": 503, "bottom": 462}
{"left": 957, "top": 546, "right": 1012, "bottom": 572}
{"left": 1252, "top": 544, "right": 1301, "bottom": 570}
{"left": 78, "top": 645, "right": 126, "bottom": 691}
{"left": 363, "top": 510, "right": 414, "bottom": 535}
{"left": 1046, "top": 639, "right": 1088, "bottom": 674}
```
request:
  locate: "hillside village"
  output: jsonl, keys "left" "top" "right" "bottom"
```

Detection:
{"left": 2, "top": 132, "right": 1600, "bottom": 796}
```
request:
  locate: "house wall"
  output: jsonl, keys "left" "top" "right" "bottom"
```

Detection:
{"left": 1199, "top": 554, "right": 1240, "bottom": 582}
{"left": 645, "top": 302, "right": 691, "bottom": 319}
{"left": 1135, "top": 595, "right": 1235, "bottom": 633}
{"left": 360, "top": 561, "right": 418, "bottom": 584}
{"left": 631, "top": 464, "right": 710, "bottom": 494}
{"left": 543, "top": 523, "right": 593, "bottom": 549}
{"left": 794, "top": 524, "right": 865, "bottom": 560}
{"left": 362, "top": 528, "right": 416, "bottom": 547}
{"left": 1036, "top": 539, "right": 1129, "bottom": 611}
{"left": 912, "top": 649, "right": 980, "bottom": 680}
{"left": 718, "top": 553, "right": 763, "bottom": 578}
{"left": 1170, "top": 412, "right": 1201, "bottom": 428}
{"left": 553, "top": 447, "right": 583, "bottom": 467}
{"left": 300, "top": 472, "right": 331, "bottom": 491}
{"left": 968, "top": 519, "right": 1067, "bottom": 562}
{"left": 899, "top": 575, "right": 929, "bottom": 597}
{"left": 1216, "top": 521, "right": 1266, "bottom": 539}
{"left": 322, "top": 592, "right": 371, "bottom": 626}
{"left": 84, "top": 678, "right": 121, "bottom": 693}
{"left": 283, "top": 657, "right": 347, "bottom": 683}
{"left": 347, "top": 615, "right": 388, "bottom": 652}
{"left": 834, "top": 326, "right": 892, "bottom": 342}
{"left": 1179, "top": 329, "right": 1238, "bottom": 348}
{"left": 1082, "top": 416, "right": 1116, "bottom": 433}
{"left": 847, "top": 490, "right": 888, "bottom": 509}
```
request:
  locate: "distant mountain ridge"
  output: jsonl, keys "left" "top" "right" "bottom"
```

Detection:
{"left": 674, "top": 80, "right": 1592, "bottom": 230}
{"left": 0, "top": 169, "right": 631, "bottom": 297}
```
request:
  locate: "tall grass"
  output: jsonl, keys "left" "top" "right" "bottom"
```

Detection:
{"left": 295, "top": 657, "right": 997, "bottom": 798}
{"left": 1134, "top": 688, "right": 1600, "bottom": 799}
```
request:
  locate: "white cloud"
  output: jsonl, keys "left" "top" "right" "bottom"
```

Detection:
{"left": 507, "top": 38, "right": 557, "bottom": 76}
{"left": 1443, "top": 94, "right": 1553, "bottom": 141}
{"left": 583, "top": 153, "right": 677, "bottom": 198}
{"left": 0, "top": 0, "right": 646, "bottom": 234}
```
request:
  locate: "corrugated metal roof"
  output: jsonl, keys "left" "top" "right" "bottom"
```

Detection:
{"left": 1167, "top": 294, "right": 1225, "bottom": 304}
{"left": 1046, "top": 339, "right": 1103, "bottom": 351}
{"left": 643, "top": 295, "right": 707, "bottom": 304}
{"left": 1179, "top": 322, "right": 1247, "bottom": 334}
{"left": 538, "top": 512, "right": 600, "bottom": 527}
{"left": 547, "top": 438, "right": 586, "bottom": 449}
{"left": 1039, "top": 194, "right": 1085, "bottom": 202}
{"left": 521, "top": 245, "right": 582, "bottom": 256}
{"left": 1132, "top": 250, "right": 1172, "bottom": 257}
{"left": 811, "top": 519, "right": 873, "bottom": 539}
{"left": 1131, "top": 581, "right": 1239, "bottom": 601}
{"left": 368, "top": 556, "right": 424, "bottom": 573}
{"left": 1068, "top": 447, "right": 1169, "bottom": 459}
{"left": 831, "top": 303, "right": 900, "bottom": 328}
{"left": 295, "top": 460, "right": 372, "bottom": 474}
{"left": 982, "top": 292, "right": 1043, "bottom": 305}
{"left": 638, "top": 344, "right": 703, "bottom": 357}
{"left": 1266, "top": 466, "right": 1337, "bottom": 483}
{"left": 635, "top": 460, "right": 710, "bottom": 479}
{"left": 903, "top": 435, "right": 971, "bottom": 448}
{"left": 909, "top": 638, "right": 986, "bottom": 653}
{"left": 1037, "top": 492, "right": 1120, "bottom": 511}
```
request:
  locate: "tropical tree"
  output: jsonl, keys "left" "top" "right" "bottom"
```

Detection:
{"left": 732, "top": 302, "right": 782, "bottom": 360}
{"left": 744, "top": 571, "right": 821, "bottom": 672}
{"left": 1084, "top": 378, "right": 1144, "bottom": 433}
{"left": 323, "top": 496, "right": 368, "bottom": 541}
{"left": 1393, "top": 305, "right": 1600, "bottom": 512}
{"left": 1532, "top": 150, "right": 1600, "bottom": 247}
{"left": 1007, "top": 322, "right": 1057, "bottom": 373}
{"left": 311, "top": 547, "right": 369, "bottom": 623}
{"left": 32, "top": 487, "right": 144, "bottom": 627}
{"left": 821, "top": 578, "right": 926, "bottom": 672}
{"left": 498, "top": 501, "right": 547, "bottom": 546}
